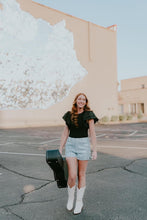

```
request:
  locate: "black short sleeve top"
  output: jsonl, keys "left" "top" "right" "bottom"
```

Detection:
{"left": 62, "top": 111, "right": 98, "bottom": 138}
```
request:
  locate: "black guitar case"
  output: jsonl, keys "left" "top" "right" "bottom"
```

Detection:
{"left": 46, "top": 149, "right": 68, "bottom": 188}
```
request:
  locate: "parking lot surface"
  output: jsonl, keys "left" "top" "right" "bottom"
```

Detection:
{"left": 0, "top": 123, "right": 147, "bottom": 220}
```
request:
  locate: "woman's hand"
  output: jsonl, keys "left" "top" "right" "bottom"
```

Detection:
{"left": 91, "top": 151, "right": 97, "bottom": 160}
{"left": 89, "top": 119, "right": 97, "bottom": 160}
{"left": 59, "top": 147, "right": 62, "bottom": 155}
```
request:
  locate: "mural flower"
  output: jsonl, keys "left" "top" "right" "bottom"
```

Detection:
{"left": 0, "top": 0, "right": 87, "bottom": 109}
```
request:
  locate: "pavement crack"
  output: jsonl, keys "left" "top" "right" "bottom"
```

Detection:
{"left": 87, "top": 166, "right": 121, "bottom": 175}
{"left": 0, "top": 181, "right": 55, "bottom": 209}
{"left": 19, "top": 198, "right": 57, "bottom": 205}
{"left": 122, "top": 166, "right": 146, "bottom": 177}
{"left": 20, "top": 181, "right": 54, "bottom": 204}
{"left": 122, "top": 158, "right": 147, "bottom": 178}
{"left": 0, "top": 163, "right": 51, "bottom": 181}
{"left": 4, "top": 207, "right": 25, "bottom": 220}
{"left": 87, "top": 158, "right": 147, "bottom": 178}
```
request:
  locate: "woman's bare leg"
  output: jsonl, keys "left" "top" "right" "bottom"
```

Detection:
{"left": 73, "top": 160, "right": 88, "bottom": 214}
{"left": 77, "top": 160, "right": 88, "bottom": 188}
{"left": 66, "top": 157, "right": 77, "bottom": 187}
{"left": 66, "top": 157, "right": 77, "bottom": 210}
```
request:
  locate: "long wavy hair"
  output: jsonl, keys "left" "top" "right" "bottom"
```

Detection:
{"left": 71, "top": 93, "right": 91, "bottom": 127}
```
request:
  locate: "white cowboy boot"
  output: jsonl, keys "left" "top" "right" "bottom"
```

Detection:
{"left": 66, "top": 185, "right": 76, "bottom": 211}
{"left": 74, "top": 186, "right": 86, "bottom": 214}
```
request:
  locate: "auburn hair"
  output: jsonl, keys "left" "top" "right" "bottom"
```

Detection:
{"left": 71, "top": 93, "right": 90, "bottom": 127}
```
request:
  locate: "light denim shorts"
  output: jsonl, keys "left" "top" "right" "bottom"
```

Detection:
{"left": 65, "top": 137, "right": 91, "bottom": 160}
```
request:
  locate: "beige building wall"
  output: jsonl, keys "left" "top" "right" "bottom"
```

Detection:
{"left": 0, "top": 0, "right": 118, "bottom": 128}
{"left": 118, "top": 76, "right": 147, "bottom": 115}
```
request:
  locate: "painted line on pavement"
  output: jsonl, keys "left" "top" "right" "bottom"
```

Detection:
{"left": 127, "top": 130, "right": 138, "bottom": 136}
{"left": 135, "top": 134, "right": 147, "bottom": 136}
{"left": 96, "top": 134, "right": 106, "bottom": 137}
{"left": 0, "top": 152, "right": 45, "bottom": 156}
{"left": 0, "top": 144, "right": 147, "bottom": 158}
{"left": 40, "top": 138, "right": 60, "bottom": 144}
{"left": 97, "top": 138, "right": 147, "bottom": 142}
{"left": 0, "top": 151, "right": 66, "bottom": 158}
{"left": 0, "top": 138, "right": 60, "bottom": 146}
{"left": 0, "top": 143, "right": 13, "bottom": 146}
{"left": 98, "top": 146, "right": 147, "bottom": 150}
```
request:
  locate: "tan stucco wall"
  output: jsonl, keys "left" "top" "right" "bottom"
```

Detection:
{"left": 0, "top": 0, "right": 118, "bottom": 128}
{"left": 121, "top": 76, "right": 147, "bottom": 90}
{"left": 118, "top": 76, "right": 147, "bottom": 115}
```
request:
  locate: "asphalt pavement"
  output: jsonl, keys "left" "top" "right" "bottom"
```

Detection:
{"left": 0, "top": 123, "right": 147, "bottom": 220}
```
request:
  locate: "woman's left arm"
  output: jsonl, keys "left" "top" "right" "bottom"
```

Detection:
{"left": 89, "top": 119, "right": 97, "bottom": 160}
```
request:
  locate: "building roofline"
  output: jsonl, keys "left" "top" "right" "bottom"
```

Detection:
{"left": 121, "top": 75, "right": 147, "bottom": 82}
{"left": 32, "top": 0, "right": 117, "bottom": 32}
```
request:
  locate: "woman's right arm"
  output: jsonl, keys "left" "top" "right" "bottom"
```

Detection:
{"left": 59, "top": 125, "right": 69, "bottom": 155}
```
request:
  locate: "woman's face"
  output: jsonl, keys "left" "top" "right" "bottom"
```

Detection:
{"left": 76, "top": 94, "right": 86, "bottom": 109}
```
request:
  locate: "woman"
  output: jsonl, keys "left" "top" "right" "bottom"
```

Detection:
{"left": 59, "top": 93, "right": 98, "bottom": 214}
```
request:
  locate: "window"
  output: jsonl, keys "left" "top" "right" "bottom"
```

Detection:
{"left": 130, "top": 103, "right": 136, "bottom": 114}
{"left": 119, "top": 104, "right": 124, "bottom": 114}
{"left": 137, "top": 103, "right": 144, "bottom": 114}
{"left": 141, "top": 84, "right": 145, "bottom": 89}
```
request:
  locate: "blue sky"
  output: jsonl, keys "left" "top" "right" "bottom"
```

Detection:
{"left": 34, "top": 0, "right": 147, "bottom": 83}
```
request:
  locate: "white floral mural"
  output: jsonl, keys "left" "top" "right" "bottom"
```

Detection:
{"left": 0, "top": 0, "right": 87, "bottom": 109}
